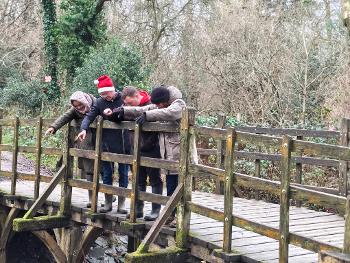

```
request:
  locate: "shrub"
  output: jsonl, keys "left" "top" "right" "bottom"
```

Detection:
{"left": 71, "top": 38, "right": 150, "bottom": 96}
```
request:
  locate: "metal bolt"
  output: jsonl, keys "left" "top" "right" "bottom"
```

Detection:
{"left": 281, "top": 235, "right": 285, "bottom": 240}
{"left": 283, "top": 143, "right": 288, "bottom": 148}
{"left": 225, "top": 217, "right": 228, "bottom": 222}
{"left": 282, "top": 189, "right": 286, "bottom": 193}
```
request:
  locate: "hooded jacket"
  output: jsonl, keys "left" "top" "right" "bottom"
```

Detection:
{"left": 123, "top": 86, "right": 198, "bottom": 174}
{"left": 49, "top": 92, "right": 96, "bottom": 173}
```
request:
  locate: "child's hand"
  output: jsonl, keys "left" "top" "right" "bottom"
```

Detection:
{"left": 103, "top": 108, "right": 112, "bottom": 116}
{"left": 45, "top": 127, "right": 55, "bottom": 136}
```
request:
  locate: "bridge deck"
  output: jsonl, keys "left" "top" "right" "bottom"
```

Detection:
{"left": 0, "top": 179, "right": 344, "bottom": 263}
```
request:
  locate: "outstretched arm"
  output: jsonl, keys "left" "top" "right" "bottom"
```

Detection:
{"left": 123, "top": 104, "right": 157, "bottom": 120}
{"left": 47, "top": 108, "right": 76, "bottom": 135}
{"left": 144, "top": 100, "right": 186, "bottom": 122}
{"left": 81, "top": 104, "right": 100, "bottom": 131}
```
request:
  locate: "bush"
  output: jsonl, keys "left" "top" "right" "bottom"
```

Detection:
{"left": 71, "top": 38, "right": 150, "bottom": 96}
{"left": 0, "top": 75, "right": 47, "bottom": 115}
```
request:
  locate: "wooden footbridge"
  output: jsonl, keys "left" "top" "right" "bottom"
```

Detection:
{"left": 0, "top": 109, "right": 350, "bottom": 263}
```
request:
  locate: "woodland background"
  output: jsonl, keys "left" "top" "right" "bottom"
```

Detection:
{"left": 1, "top": 0, "right": 349, "bottom": 129}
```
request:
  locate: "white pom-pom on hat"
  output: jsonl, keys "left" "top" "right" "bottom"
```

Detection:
{"left": 94, "top": 79, "right": 99, "bottom": 85}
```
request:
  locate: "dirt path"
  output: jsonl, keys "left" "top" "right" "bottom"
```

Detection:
{"left": 0, "top": 151, "right": 53, "bottom": 179}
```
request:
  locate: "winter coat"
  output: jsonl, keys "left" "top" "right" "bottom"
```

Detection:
{"left": 112, "top": 91, "right": 160, "bottom": 158}
{"left": 81, "top": 92, "right": 130, "bottom": 155}
{"left": 50, "top": 93, "right": 96, "bottom": 174}
{"left": 123, "top": 86, "right": 198, "bottom": 174}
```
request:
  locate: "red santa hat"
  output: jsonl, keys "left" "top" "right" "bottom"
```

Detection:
{"left": 94, "top": 75, "right": 115, "bottom": 93}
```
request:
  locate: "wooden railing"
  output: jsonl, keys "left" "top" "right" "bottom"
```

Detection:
{"left": 196, "top": 116, "right": 349, "bottom": 200}
{"left": 0, "top": 109, "right": 350, "bottom": 262}
{"left": 188, "top": 118, "right": 350, "bottom": 261}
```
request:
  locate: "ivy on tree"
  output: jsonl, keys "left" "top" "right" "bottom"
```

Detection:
{"left": 41, "top": 0, "right": 60, "bottom": 100}
{"left": 57, "top": 0, "right": 108, "bottom": 88}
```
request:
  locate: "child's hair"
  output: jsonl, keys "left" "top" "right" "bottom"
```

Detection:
{"left": 151, "top": 85, "right": 170, "bottom": 104}
{"left": 121, "top": 86, "right": 138, "bottom": 100}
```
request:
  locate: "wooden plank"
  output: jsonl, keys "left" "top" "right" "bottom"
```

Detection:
{"left": 188, "top": 202, "right": 341, "bottom": 254}
{"left": 70, "top": 119, "right": 179, "bottom": 133}
{"left": 344, "top": 195, "right": 350, "bottom": 253}
{"left": 23, "top": 165, "right": 66, "bottom": 219}
{"left": 223, "top": 128, "right": 236, "bottom": 253}
{"left": 137, "top": 183, "right": 184, "bottom": 253}
{"left": 254, "top": 147, "right": 261, "bottom": 200}
{"left": 13, "top": 215, "right": 70, "bottom": 232}
{"left": 279, "top": 135, "right": 292, "bottom": 262}
{"left": 197, "top": 148, "right": 339, "bottom": 168}
{"left": 235, "top": 126, "right": 339, "bottom": 139}
{"left": 176, "top": 108, "right": 195, "bottom": 248}
{"left": 293, "top": 139, "right": 350, "bottom": 162}
{"left": 10, "top": 117, "right": 19, "bottom": 195}
{"left": 130, "top": 123, "right": 141, "bottom": 223}
{"left": 60, "top": 122, "right": 73, "bottom": 216}
{"left": 237, "top": 132, "right": 282, "bottom": 150}
{"left": 215, "top": 114, "right": 225, "bottom": 195}
{"left": 91, "top": 117, "right": 103, "bottom": 213}
{"left": 339, "top": 118, "right": 350, "bottom": 196}
{"left": 34, "top": 117, "right": 43, "bottom": 199}
{"left": 295, "top": 135, "right": 303, "bottom": 207}
{"left": 191, "top": 126, "right": 226, "bottom": 140}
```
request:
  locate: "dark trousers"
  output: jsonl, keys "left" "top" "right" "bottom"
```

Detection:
{"left": 101, "top": 161, "right": 129, "bottom": 187}
{"left": 166, "top": 174, "right": 178, "bottom": 217}
{"left": 139, "top": 166, "right": 162, "bottom": 189}
{"left": 166, "top": 174, "right": 178, "bottom": 196}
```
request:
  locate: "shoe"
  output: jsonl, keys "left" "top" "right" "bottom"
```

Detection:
{"left": 117, "top": 196, "right": 128, "bottom": 214}
{"left": 144, "top": 183, "right": 162, "bottom": 221}
{"left": 99, "top": 194, "right": 113, "bottom": 213}
{"left": 87, "top": 189, "right": 92, "bottom": 208}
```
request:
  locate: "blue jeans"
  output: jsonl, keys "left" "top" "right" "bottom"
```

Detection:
{"left": 166, "top": 174, "right": 178, "bottom": 196}
{"left": 101, "top": 161, "right": 129, "bottom": 187}
{"left": 166, "top": 174, "right": 178, "bottom": 216}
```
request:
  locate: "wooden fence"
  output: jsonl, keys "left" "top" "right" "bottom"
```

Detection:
{"left": 0, "top": 109, "right": 350, "bottom": 262}
{"left": 196, "top": 115, "right": 348, "bottom": 201}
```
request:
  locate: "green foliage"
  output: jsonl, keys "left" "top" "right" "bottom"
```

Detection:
{"left": 71, "top": 38, "right": 150, "bottom": 95}
{"left": 41, "top": 0, "right": 60, "bottom": 100}
{"left": 0, "top": 75, "right": 47, "bottom": 115}
{"left": 195, "top": 115, "right": 241, "bottom": 127}
{"left": 57, "top": 0, "right": 107, "bottom": 85}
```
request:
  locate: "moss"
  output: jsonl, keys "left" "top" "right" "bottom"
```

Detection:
{"left": 126, "top": 246, "right": 188, "bottom": 263}
{"left": 13, "top": 215, "right": 69, "bottom": 232}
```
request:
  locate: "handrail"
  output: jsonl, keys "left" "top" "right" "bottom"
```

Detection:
{"left": 0, "top": 112, "right": 349, "bottom": 261}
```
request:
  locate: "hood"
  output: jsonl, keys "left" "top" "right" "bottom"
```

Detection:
{"left": 167, "top": 86, "right": 182, "bottom": 103}
{"left": 70, "top": 91, "right": 94, "bottom": 114}
{"left": 139, "top": 90, "right": 151, "bottom": 106}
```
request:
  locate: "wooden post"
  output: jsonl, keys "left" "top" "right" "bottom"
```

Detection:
{"left": 91, "top": 117, "right": 103, "bottom": 213}
{"left": 0, "top": 109, "right": 3, "bottom": 173}
{"left": 279, "top": 135, "right": 292, "bottom": 263}
{"left": 10, "top": 117, "right": 19, "bottom": 195}
{"left": 176, "top": 108, "right": 195, "bottom": 249}
{"left": 60, "top": 121, "right": 74, "bottom": 216}
{"left": 344, "top": 195, "right": 350, "bottom": 253}
{"left": 339, "top": 118, "right": 350, "bottom": 196}
{"left": 216, "top": 114, "right": 226, "bottom": 195}
{"left": 295, "top": 135, "right": 303, "bottom": 207}
{"left": 222, "top": 128, "right": 236, "bottom": 253}
{"left": 34, "top": 117, "right": 43, "bottom": 199}
{"left": 254, "top": 146, "right": 261, "bottom": 200}
{"left": 130, "top": 123, "right": 141, "bottom": 223}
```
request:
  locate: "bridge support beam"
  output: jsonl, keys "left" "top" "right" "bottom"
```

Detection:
{"left": 125, "top": 247, "right": 188, "bottom": 263}
{"left": 319, "top": 251, "right": 350, "bottom": 263}
{"left": 0, "top": 207, "right": 20, "bottom": 263}
{"left": 13, "top": 215, "right": 70, "bottom": 232}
